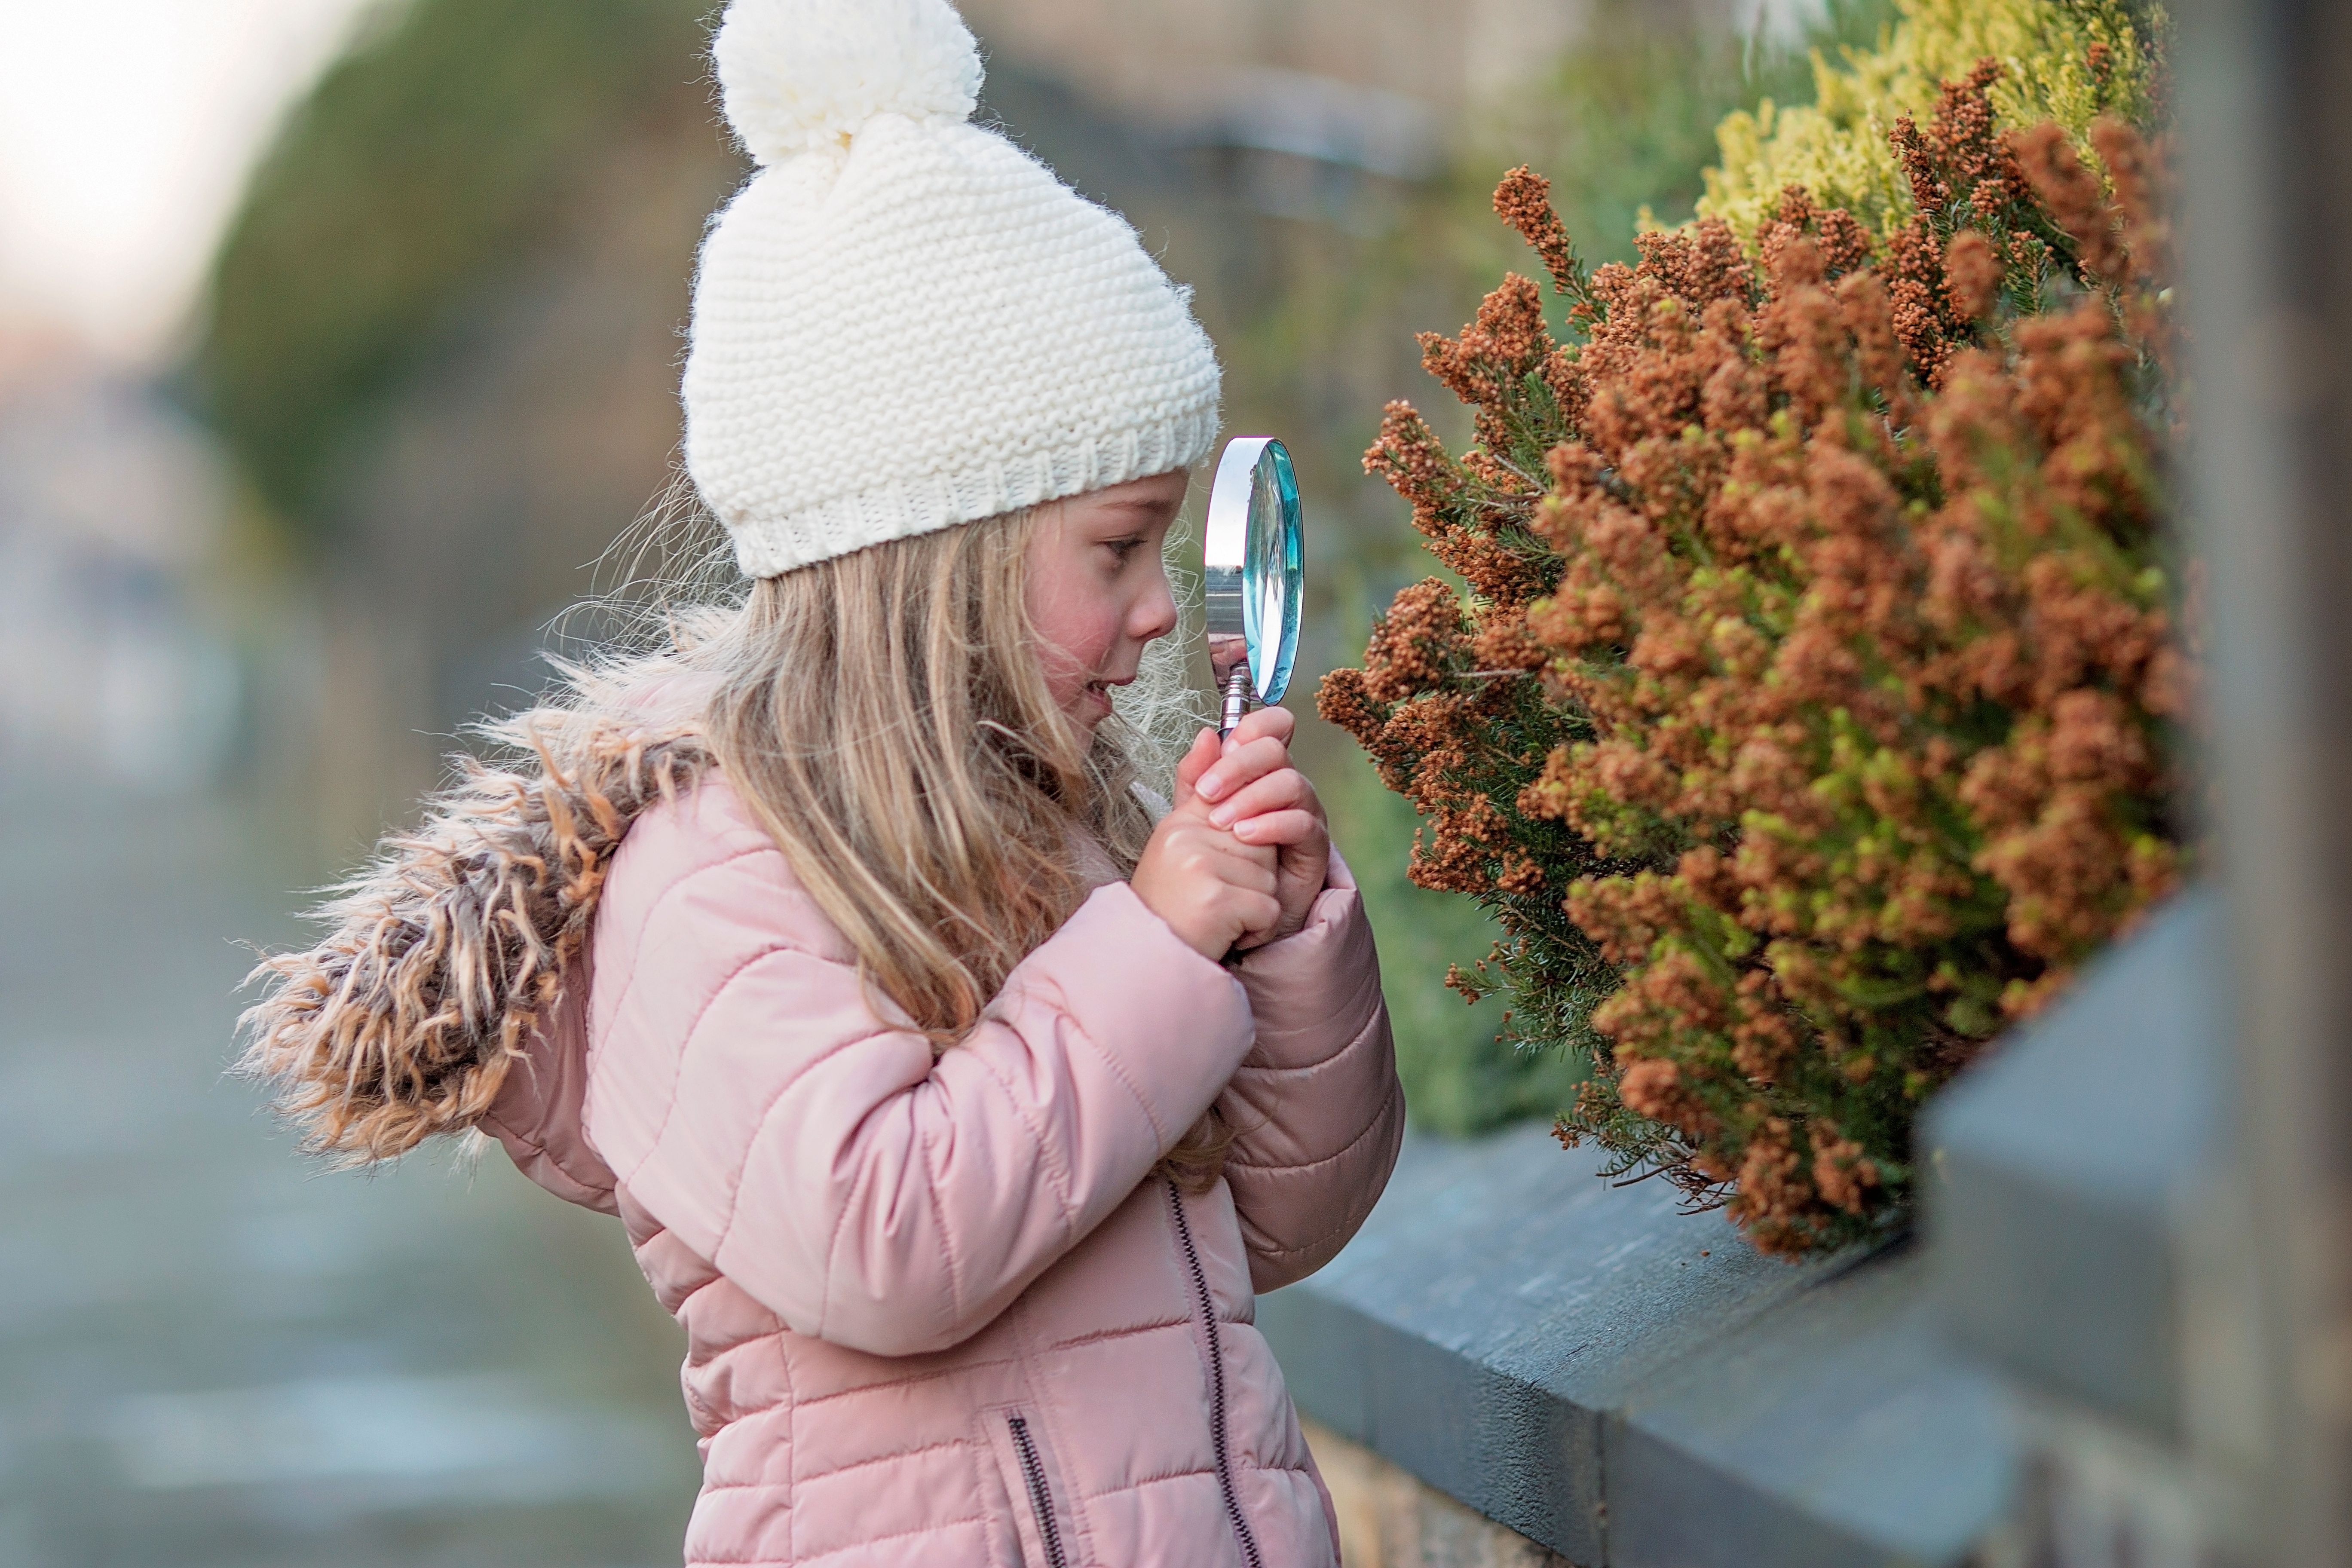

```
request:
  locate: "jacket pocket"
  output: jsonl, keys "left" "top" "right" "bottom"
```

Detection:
{"left": 984, "top": 1410, "right": 1074, "bottom": 1568}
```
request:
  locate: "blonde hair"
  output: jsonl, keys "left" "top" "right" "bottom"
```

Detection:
{"left": 710, "top": 509, "right": 1149, "bottom": 1036}
{"left": 241, "top": 499, "right": 1232, "bottom": 1187}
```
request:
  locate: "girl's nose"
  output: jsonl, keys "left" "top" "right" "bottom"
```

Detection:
{"left": 1133, "top": 571, "right": 1179, "bottom": 643}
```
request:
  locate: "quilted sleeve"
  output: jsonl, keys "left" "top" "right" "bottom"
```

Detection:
{"left": 586, "top": 830, "right": 1258, "bottom": 1358}
{"left": 1220, "top": 848, "right": 1405, "bottom": 1293}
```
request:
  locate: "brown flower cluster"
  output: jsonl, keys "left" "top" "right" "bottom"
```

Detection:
{"left": 1320, "top": 64, "right": 2189, "bottom": 1254}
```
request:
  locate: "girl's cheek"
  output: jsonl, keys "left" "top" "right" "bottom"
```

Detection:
{"left": 1078, "top": 602, "right": 1121, "bottom": 661}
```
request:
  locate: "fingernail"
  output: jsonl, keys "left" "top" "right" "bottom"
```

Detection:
{"left": 1210, "top": 806, "right": 1234, "bottom": 827}
{"left": 1197, "top": 774, "right": 1222, "bottom": 800}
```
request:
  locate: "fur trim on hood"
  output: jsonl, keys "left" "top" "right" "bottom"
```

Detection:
{"left": 240, "top": 714, "right": 710, "bottom": 1164}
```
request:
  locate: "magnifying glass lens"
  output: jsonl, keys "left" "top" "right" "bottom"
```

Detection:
{"left": 1242, "top": 445, "right": 1302, "bottom": 707}
{"left": 1203, "top": 436, "right": 1305, "bottom": 732}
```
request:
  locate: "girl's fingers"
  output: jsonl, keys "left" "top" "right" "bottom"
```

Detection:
{"left": 1228, "top": 891, "right": 1289, "bottom": 950}
{"left": 1222, "top": 704, "right": 1296, "bottom": 752}
{"left": 1209, "top": 842, "right": 1280, "bottom": 895}
{"left": 1171, "top": 727, "right": 1221, "bottom": 810}
{"left": 1194, "top": 734, "right": 1292, "bottom": 804}
{"left": 1229, "top": 808, "right": 1323, "bottom": 847}
{"left": 1168, "top": 821, "right": 1277, "bottom": 883}
{"left": 1209, "top": 769, "right": 1318, "bottom": 829}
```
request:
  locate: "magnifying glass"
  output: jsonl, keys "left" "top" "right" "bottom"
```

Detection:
{"left": 1203, "top": 436, "right": 1304, "bottom": 738}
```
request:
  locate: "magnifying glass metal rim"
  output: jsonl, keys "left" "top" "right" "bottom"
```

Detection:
{"left": 1202, "top": 435, "right": 1303, "bottom": 735}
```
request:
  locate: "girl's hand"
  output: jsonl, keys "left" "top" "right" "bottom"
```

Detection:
{"left": 1132, "top": 772, "right": 1283, "bottom": 961}
{"left": 1185, "top": 709, "right": 1331, "bottom": 949}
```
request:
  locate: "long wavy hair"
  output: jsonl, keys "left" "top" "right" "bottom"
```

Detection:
{"left": 239, "top": 497, "right": 1232, "bottom": 1187}
{"left": 714, "top": 509, "right": 1157, "bottom": 1032}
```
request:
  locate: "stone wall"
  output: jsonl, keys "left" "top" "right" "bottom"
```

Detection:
{"left": 1308, "top": 1420, "right": 1572, "bottom": 1568}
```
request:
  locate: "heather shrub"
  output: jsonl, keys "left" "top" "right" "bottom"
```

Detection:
{"left": 1267, "top": 1, "right": 1899, "bottom": 1135}
{"left": 1320, "top": 63, "right": 2188, "bottom": 1254}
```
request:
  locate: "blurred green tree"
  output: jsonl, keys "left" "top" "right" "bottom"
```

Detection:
{"left": 197, "top": 0, "right": 722, "bottom": 540}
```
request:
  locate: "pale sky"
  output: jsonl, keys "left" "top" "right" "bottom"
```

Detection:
{"left": 0, "top": 0, "right": 384, "bottom": 363}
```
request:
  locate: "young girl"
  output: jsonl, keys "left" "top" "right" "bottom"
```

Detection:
{"left": 240, "top": 2, "right": 1401, "bottom": 1565}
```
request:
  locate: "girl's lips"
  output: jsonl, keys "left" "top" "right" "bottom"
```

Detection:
{"left": 1075, "top": 671, "right": 1137, "bottom": 723}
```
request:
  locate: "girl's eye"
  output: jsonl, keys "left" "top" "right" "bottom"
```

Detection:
{"left": 1105, "top": 537, "right": 1145, "bottom": 563}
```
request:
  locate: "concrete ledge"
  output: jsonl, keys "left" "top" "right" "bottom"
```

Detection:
{"left": 1260, "top": 1124, "right": 2016, "bottom": 1565}
{"left": 1608, "top": 1248, "right": 2011, "bottom": 1568}
{"left": 1923, "top": 891, "right": 2226, "bottom": 1443}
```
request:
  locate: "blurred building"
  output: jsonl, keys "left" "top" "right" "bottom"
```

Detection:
{"left": 0, "top": 331, "right": 239, "bottom": 793}
{"left": 968, "top": 0, "right": 1596, "bottom": 115}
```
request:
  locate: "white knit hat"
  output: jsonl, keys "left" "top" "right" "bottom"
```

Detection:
{"left": 684, "top": 0, "right": 1224, "bottom": 578}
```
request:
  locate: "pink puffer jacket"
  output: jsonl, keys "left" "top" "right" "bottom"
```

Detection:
{"left": 484, "top": 774, "right": 1403, "bottom": 1567}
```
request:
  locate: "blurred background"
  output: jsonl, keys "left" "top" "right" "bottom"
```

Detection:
{"left": 0, "top": 0, "right": 1878, "bottom": 1561}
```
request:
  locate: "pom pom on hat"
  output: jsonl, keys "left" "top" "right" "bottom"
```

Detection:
{"left": 714, "top": 0, "right": 983, "bottom": 165}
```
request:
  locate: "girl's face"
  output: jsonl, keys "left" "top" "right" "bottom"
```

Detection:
{"left": 1026, "top": 469, "right": 1188, "bottom": 733}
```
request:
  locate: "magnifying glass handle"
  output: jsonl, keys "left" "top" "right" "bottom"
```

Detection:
{"left": 1219, "top": 665, "right": 1250, "bottom": 739}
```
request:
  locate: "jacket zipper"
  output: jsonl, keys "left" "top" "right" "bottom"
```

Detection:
{"left": 1007, "top": 1414, "right": 1070, "bottom": 1568}
{"left": 1166, "top": 1179, "right": 1265, "bottom": 1568}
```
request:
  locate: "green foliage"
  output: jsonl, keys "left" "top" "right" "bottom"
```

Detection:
{"left": 1473, "top": 0, "right": 1898, "bottom": 270}
{"left": 195, "top": 0, "right": 720, "bottom": 536}
{"left": 1699, "top": 0, "right": 2166, "bottom": 243}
